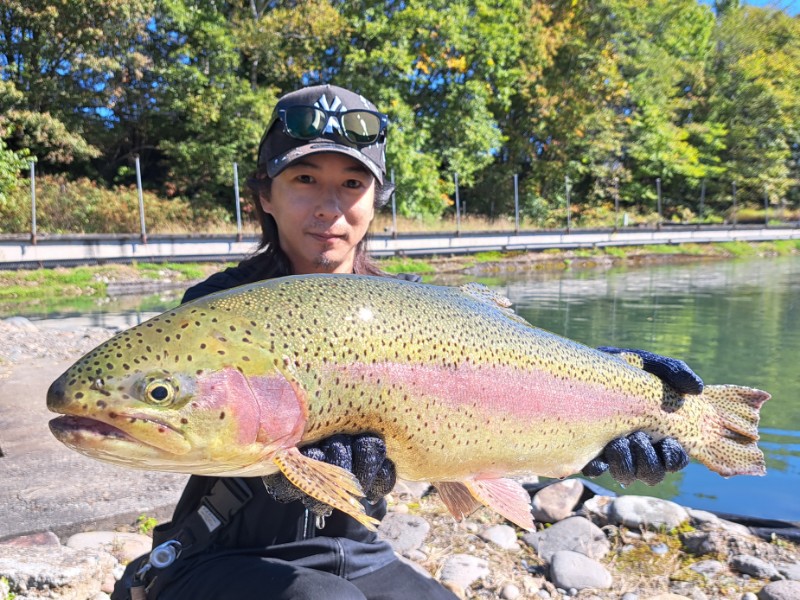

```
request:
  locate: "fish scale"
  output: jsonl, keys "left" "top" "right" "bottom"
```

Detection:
{"left": 47, "top": 274, "right": 769, "bottom": 530}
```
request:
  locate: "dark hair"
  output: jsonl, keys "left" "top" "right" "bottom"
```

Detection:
{"left": 238, "top": 169, "right": 394, "bottom": 283}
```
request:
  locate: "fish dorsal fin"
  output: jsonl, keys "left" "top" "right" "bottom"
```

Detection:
{"left": 459, "top": 283, "right": 532, "bottom": 327}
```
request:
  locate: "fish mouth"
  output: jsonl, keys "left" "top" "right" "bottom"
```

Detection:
{"left": 48, "top": 415, "right": 190, "bottom": 456}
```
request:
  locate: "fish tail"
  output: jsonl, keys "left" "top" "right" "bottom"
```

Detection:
{"left": 691, "top": 385, "right": 770, "bottom": 477}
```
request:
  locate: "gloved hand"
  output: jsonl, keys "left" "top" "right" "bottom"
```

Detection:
{"left": 581, "top": 347, "right": 701, "bottom": 485}
{"left": 263, "top": 433, "right": 397, "bottom": 516}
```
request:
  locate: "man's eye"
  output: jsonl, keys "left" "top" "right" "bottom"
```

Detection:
{"left": 297, "top": 174, "right": 315, "bottom": 184}
{"left": 344, "top": 179, "right": 363, "bottom": 189}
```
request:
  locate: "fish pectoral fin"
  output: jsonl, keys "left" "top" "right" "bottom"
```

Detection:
{"left": 435, "top": 481, "right": 483, "bottom": 522}
{"left": 272, "top": 448, "right": 380, "bottom": 531}
{"left": 464, "top": 477, "right": 535, "bottom": 531}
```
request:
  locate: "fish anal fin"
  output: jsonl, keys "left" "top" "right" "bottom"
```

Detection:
{"left": 435, "top": 481, "right": 483, "bottom": 522}
{"left": 464, "top": 477, "right": 535, "bottom": 531}
{"left": 273, "top": 448, "right": 379, "bottom": 530}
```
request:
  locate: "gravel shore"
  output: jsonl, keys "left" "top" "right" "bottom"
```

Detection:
{"left": 1, "top": 318, "right": 798, "bottom": 600}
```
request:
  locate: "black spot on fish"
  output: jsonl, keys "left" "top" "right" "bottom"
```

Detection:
{"left": 181, "top": 418, "right": 188, "bottom": 425}
{"left": 219, "top": 412, "right": 225, "bottom": 420}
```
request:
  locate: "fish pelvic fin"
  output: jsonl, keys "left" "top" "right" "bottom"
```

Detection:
{"left": 437, "top": 477, "right": 534, "bottom": 531}
{"left": 693, "top": 385, "right": 770, "bottom": 477}
{"left": 435, "top": 482, "right": 483, "bottom": 522}
{"left": 273, "top": 448, "right": 380, "bottom": 531}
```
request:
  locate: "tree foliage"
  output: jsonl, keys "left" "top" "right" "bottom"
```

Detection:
{"left": 1, "top": 0, "right": 798, "bottom": 223}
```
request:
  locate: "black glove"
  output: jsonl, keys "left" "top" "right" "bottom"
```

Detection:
{"left": 263, "top": 433, "right": 397, "bottom": 515}
{"left": 597, "top": 346, "right": 704, "bottom": 395}
{"left": 581, "top": 347, "right": 700, "bottom": 485}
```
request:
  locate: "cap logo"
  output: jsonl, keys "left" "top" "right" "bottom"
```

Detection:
{"left": 315, "top": 94, "right": 346, "bottom": 135}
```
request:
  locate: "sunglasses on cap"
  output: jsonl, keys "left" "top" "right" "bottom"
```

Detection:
{"left": 272, "top": 105, "right": 388, "bottom": 146}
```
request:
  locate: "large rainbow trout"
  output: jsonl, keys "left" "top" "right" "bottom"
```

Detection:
{"left": 47, "top": 275, "right": 769, "bottom": 530}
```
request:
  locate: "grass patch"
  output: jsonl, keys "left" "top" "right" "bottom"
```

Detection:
{"left": 718, "top": 241, "right": 758, "bottom": 258}
{"left": 472, "top": 250, "right": 507, "bottom": 263}
{"left": 378, "top": 257, "right": 436, "bottom": 274}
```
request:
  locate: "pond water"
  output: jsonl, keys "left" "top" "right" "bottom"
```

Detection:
{"left": 8, "top": 256, "right": 799, "bottom": 522}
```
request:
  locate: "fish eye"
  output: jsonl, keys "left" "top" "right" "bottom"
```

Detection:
{"left": 144, "top": 380, "right": 176, "bottom": 406}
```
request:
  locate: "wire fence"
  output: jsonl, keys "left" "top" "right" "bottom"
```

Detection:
{"left": 16, "top": 160, "right": 800, "bottom": 244}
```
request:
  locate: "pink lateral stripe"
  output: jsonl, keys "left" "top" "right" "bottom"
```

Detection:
{"left": 333, "top": 361, "right": 646, "bottom": 421}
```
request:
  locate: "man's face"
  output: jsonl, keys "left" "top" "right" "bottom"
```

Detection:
{"left": 262, "top": 153, "right": 376, "bottom": 275}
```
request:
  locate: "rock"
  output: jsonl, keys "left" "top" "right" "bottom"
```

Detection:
{"left": 689, "top": 559, "right": 726, "bottom": 579}
{"left": 645, "top": 595, "right": 692, "bottom": 600}
{"left": 680, "top": 531, "right": 728, "bottom": 556}
{"left": 742, "top": 593, "right": 759, "bottom": 600}
{"left": 531, "top": 479, "right": 584, "bottom": 523}
{"left": 757, "top": 580, "right": 800, "bottom": 600}
{"left": 610, "top": 495, "right": 689, "bottom": 530}
{"left": 549, "top": 550, "right": 612, "bottom": 591}
{"left": 395, "top": 554, "right": 433, "bottom": 579}
{"left": 66, "top": 531, "right": 152, "bottom": 564}
{"left": 500, "top": 583, "right": 521, "bottom": 599}
{"left": 439, "top": 554, "right": 489, "bottom": 590}
{"left": 776, "top": 563, "right": 800, "bottom": 581}
{"left": 2, "top": 316, "right": 38, "bottom": 331}
{"left": 580, "top": 495, "right": 614, "bottom": 526}
{"left": 392, "top": 479, "right": 432, "bottom": 500}
{"left": 730, "top": 554, "right": 781, "bottom": 580}
{"left": 717, "top": 518, "right": 754, "bottom": 537}
{"left": 687, "top": 508, "right": 721, "bottom": 527}
{"left": 651, "top": 542, "right": 669, "bottom": 556}
{"left": 0, "top": 544, "right": 116, "bottom": 598}
{"left": 0, "top": 531, "right": 61, "bottom": 547}
{"left": 621, "top": 594, "right": 639, "bottom": 600}
{"left": 377, "top": 513, "right": 430, "bottom": 555}
{"left": 522, "top": 516, "right": 610, "bottom": 563}
{"left": 479, "top": 525, "right": 519, "bottom": 550}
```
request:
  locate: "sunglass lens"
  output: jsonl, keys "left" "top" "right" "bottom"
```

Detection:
{"left": 284, "top": 107, "right": 326, "bottom": 139}
{"left": 341, "top": 111, "right": 382, "bottom": 144}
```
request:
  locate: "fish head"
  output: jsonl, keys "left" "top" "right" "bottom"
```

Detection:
{"left": 47, "top": 308, "right": 307, "bottom": 476}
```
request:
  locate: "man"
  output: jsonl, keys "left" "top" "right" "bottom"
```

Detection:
{"left": 115, "top": 84, "right": 699, "bottom": 599}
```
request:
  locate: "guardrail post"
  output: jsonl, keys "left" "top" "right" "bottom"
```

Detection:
{"left": 514, "top": 174, "right": 520, "bottom": 234}
{"left": 764, "top": 188, "right": 769, "bottom": 227}
{"left": 699, "top": 179, "right": 706, "bottom": 221}
{"left": 390, "top": 169, "right": 397, "bottom": 239}
{"left": 135, "top": 154, "right": 147, "bottom": 244}
{"left": 614, "top": 177, "right": 620, "bottom": 231}
{"left": 30, "top": 160, "right": 37, "bottom": 245}
{"left": 233, "top": 162, "right": 243, "bottom": 242}
{"left": 656, "top": 178, "right": 662, "bottom": 229}
{"left": 732, "top": 181, "right": 738, "bottom": 228}
{"left": 454, "top": 172, "right": 461, "bottom": 237}
{"left": 565, "top": 175, "right": 571, "bottom": 233}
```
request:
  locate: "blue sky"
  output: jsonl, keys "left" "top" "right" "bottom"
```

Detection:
{"left": 748, "top": 0, "right": 799, "bottom": 13}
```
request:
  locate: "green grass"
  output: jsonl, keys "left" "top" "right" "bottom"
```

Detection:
{"left": 134, "top": 261, "right": 213, "bottom": 280}
{"left": 378, "top": 257, "right": 436, "bottom": 274}
{"left": 718, "top": 241, "right": 760, "bottom": 258}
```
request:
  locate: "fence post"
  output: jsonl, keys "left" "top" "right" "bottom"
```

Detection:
{"left": 565, "top": 175, "right": 571, "bottom": 232}
{"left": 454, "top": 172, "right": 461, "bottom": 237}
{"left": 30, "top": 160, "right": 37, "bottom": 245}
{"left": 699, "top": 179, "right": 706, "bottom": 221}
{"left": 233, "top": 162, "right": 242, "bottom": 242}
{"left": 732, "top": 181, "right": 738, "bottom": 228}
{"left": 135, "top": 154, "right": 147, "bottom": 244}
{"left": 614, "top": 177, "right": 620, "bottom": 230}
{"left": 513, "top": 174, "right": 520, "bottom": 234}
{"left": 390, "top": 169, "right": 397, "bottom": 239}
{"left": 764, "top": 188, "right": 769, "bottom": 227}
{"left": 656, "top": 178, "right": 662, "bottom": 229}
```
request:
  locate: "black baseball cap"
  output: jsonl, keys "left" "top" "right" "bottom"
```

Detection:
{"left": 257, "top": 84, "right": 388, "bottom": 184}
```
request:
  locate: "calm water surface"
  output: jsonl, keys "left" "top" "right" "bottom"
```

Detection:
{"left": 10, "top": 257, "right": 800, "bottom": 521}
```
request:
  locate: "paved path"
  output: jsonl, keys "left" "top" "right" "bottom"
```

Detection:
{"left": 0, "top": 359, "right": 186, "bottom": 541}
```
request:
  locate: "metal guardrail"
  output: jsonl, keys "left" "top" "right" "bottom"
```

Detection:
{"left": 1, "top": 225, "right": 799, "bottom": 269}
